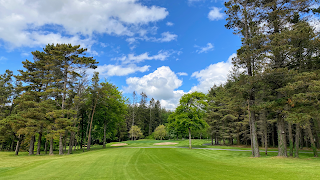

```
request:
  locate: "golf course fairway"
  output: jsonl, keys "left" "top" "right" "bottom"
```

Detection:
{"left": 1, "top": 144, "right": 320, "bottom": 180}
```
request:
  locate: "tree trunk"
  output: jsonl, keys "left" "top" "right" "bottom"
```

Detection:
{"left": 132, "top": 106, "right": 135, "bottom": 141}
{"left": 59, "top": 70, "right": 67, "bottom": 155}
{"left": 295, "top": 124, "right": 300, "bottom": 158}
{"left": 11, "top": 138, "right": 15, "bottom": 151}
{"left": 272, "top": 123, "right": 275, "bottom": 147}
{"left": 59, "top": 134, "right": 63, "bottom": 155}
{"left": 64, "top": 131, "right": 67, "bottom": 152}
{"left": 36, "top": 132, "right": 42, "bottom": 155}
{"left": 211, "top": 132, "right": 214, "bottom": 146}
{"left": 261, "top": 109, "right": 268, "bottom": 155}
{"left": 249, "top": 109, "right": 260, "bottom": 157}
{"left": 49, "top": 137, "right": 54, "bottom": 155}
{"left": 277, "top": 115, "right": 287, "bottom": 157}
{"left": 215, "top": 134, "right": 218, "bottom": 145}
{"left": 250, "top": 120, "right": 253, "bottom": 153}
{"left": 300, "top": 129, "right": 303, "bottom": 149}
{"left": 74, "top": 137, "right": 78, "bottom": 151}
{"left": 307, "top": 123, "right": 318, "bottom": 157}
{"left": 103, "top": 121, "right": 107, "bottom": 148}
{"left": 68, "top": 132, "right": 74, "bottom": 154}
{"left": 188, "top": 128, "right": 192, "bottom": 149}
{"left": 237, "top": 131, "right": 240, "bottom": 145}
{"left": 313, "top": 119, "right": 320, "bottom": 149}
{"left": 15, "top": 134, "right": 22, "bottom": 156}
{"left": 304, "top": 130, "right": 309, "bottom": 148}
{"left": 149, "top": 108, "right": 152, "bottom": 136}
{"left": 29, "top": 135, "right": 35, "bottom": 155}
{"left": 288, "top": 122, "right": 294, "bottom": 157}
{"left": 250, "top": 110, "right": 260, "bottom": 157}
{"left": 85, "top": 113, "right": 91, "bottom": 149}
{"left": 87, "top": 96, "right": 98, "bottom": 150}
{"left": 44, "top": 139, "right": 47, "bottom": 154}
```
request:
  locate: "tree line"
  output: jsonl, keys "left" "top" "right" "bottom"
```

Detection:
{"left": 126, "top": 91, "right": 172, "bottom": 140}
{"left": 0, "top": 44, "right": 171, "bottom": 155}
{"left": 168, "top": 0, "right": 320, "bottom": 157}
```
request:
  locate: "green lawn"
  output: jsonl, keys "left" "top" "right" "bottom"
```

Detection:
{"left": 0, "top": 140, "right": 319, "bottom": 180}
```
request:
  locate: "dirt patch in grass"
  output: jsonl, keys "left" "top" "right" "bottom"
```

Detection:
{"left": 153, "top": 142, "right": 178, "bottom": 145}
{"left": 111, "top": 143, "right": 128, "bottom": 146}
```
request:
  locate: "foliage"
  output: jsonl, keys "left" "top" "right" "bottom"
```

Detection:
{"left": 129, "top": 125, "right": 143, "bottom": 140}
{"left": 153, "top": 125, "right": 167, "bottom": 140}
{"left": 169, "top": 91, "right": 208, "bottom": 148}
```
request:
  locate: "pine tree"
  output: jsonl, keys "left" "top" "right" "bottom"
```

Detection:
{"left": 37, "top": 43, "right": 98, "bottom": 155}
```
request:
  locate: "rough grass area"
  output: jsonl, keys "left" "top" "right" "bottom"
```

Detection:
{"left": 0, "top": 140, "right": 319, "bottom": 180}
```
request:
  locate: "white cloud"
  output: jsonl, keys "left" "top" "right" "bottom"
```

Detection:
{"left": 195, "top": 43, "right": 214, "bottom": 54}
{"left": 208, "top": 7, "right": 225, "bottom": 21}
{"left": 88, "top": 64, "right": 150, "bottom": 77}
{"left": 139, "top": 32, "right": 177, "bottom": 43}
{"left": 177, "top": 72, "right": 188, "bottom": 76}
{"left": 0, "top": 0, "right": 169, "bottom": 48}
{"left": 190, "top": 53, "right": 236, "bottom": 93}
{"left": 113, "top": 50, "right": 181, "bottom": 64}
{"left": 124, "top": 66, "right": 185, "bottom": 110}
{"left": 188, "top": 0, "right": 205, "bottom": 4}
{"left": 21, "top": 52, "right": 30, "bottom": 57}
{"left": 126, "top": 38, "right": 137, "bottom": 45}
{"left": 100, "top": 43, "right": 109, "bottom": 48}
{"left": 166, "top": 22, "right": 174, "bottom": 26}
{"left": 159, "top": 90, "right": 185, "bottom": 110}
{"left": 127, "top": 32, "right": 178, "bottom": 45}
{"left": 0, "top": 56, "right": 7, "bottom": 61}
{"left": 309, "top": 15, "right": 320, "bottom": 33}
{"left": 157, "top": 32, "right": 178, "bottom": 42}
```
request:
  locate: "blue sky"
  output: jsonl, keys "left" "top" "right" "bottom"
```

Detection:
{"left": 0, "top": 0, "right": 243, "bottom": 109}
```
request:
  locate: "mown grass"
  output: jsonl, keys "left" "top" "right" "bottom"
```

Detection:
{"left": 0, "top": 139, "right": 319, "bottom": 180}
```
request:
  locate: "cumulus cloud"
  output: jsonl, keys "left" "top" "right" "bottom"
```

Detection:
{"left": 195, "top": 43, "right": 214, "bottom": 54}
{"left": 177, "top": 72, "right": 188, "bottom": 76}
{"left": 124, "top": 66, "right": 185, "bottom": 110}
{"left": 157, "top": 32, "right": 178, "bottom": 42}
{"left": 0, "top": 0, "right": 169, "bottom": 48}
{"left": 190, "top": 53, "right": 236, "bottom": 93}
{"left": 208, "top": 7, "right": 225, "bottom": 21}
{"left": 166, "top": 22, "right": 174, "bottom": 26}
{"left": 88, "top": 64, "right": 150, "bottom": 77}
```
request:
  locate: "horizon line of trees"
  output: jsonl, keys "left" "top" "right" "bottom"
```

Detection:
{"left": 0, "top": 44, "right": 171, "bottom": 156}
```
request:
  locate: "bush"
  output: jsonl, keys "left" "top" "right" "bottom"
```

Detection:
{"left": 154, "top": 125, "right": 167, "bottom": 140}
